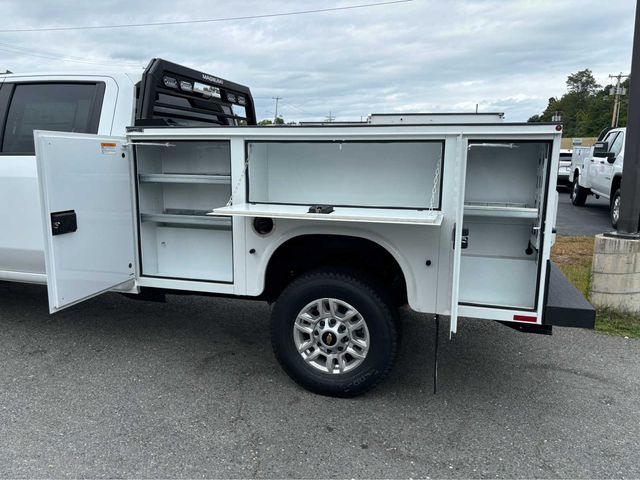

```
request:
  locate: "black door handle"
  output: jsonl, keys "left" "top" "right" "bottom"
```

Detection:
{"left": 51, "top": 210, "right": 77, "bottom": 236}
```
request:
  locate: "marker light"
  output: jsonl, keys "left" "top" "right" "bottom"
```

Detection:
{"left": 163, "top": 76, "right": 178, "bottom": 89}
{"left": 180, "top": 81, "right": 193, "bottom": 92}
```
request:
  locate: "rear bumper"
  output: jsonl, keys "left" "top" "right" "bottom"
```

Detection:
{"left": 543, "top": 261, "right": 596, "bottom": 328}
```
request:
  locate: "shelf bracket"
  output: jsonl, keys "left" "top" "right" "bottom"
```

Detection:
{"left": 123, "top": 142, "right": 175, "bottom": 148}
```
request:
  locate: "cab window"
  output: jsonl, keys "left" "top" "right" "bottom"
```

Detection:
{"left": 1, "top": 82, "right": 104, "bottom": 155}
{"left": 609, "top": 132, "right": 624, "bottom": 158}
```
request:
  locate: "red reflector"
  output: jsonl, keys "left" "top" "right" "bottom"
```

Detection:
{"left": 513, "top": 315, "right": 537, "bottom": 323}
{"left": 555, "top": 124, "right": 563, "bottom": 131}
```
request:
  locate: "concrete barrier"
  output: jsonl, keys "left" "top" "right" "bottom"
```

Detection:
{"left": 591, "top": 233, "right": 640, "bottom": 312}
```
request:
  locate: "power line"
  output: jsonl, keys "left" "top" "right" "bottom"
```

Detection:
{"left": 0, "top": 1, "right": 414, "bottom": 33}
{"left": 280, "top": 100, "right": 316, "bottom": 117}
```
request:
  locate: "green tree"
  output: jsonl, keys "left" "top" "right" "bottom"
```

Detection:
{"left": 528, "top": 70, "right": 628, "bottom": 137}
{"left": 258, "top": 116, "right": 285, "bottom": 125}
{"left": 566, "top": 69, "right": 600, "bottom": 95}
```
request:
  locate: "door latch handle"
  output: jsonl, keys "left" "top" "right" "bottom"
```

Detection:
{"left": 452, "top": 224, "right": 469, "bottom": 249}
{"left": 50, "top": 210, "right": 77, "bottom": 236}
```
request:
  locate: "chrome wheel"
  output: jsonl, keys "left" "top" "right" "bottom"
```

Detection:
{"left": 293, "top": 298, "right": 370, "bottom": 374}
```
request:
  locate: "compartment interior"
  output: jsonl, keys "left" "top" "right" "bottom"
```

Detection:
{"left": 459, "top": 141, "right": 550, "bottom": 309}
{"left": 247, "top": 141, "right": 443, "bottom": 208}
{"left": 137, "top": 141, "right": 231, "bottom": 175}
{"left": 135, "top": 141, "right": 233, "bottom": 282}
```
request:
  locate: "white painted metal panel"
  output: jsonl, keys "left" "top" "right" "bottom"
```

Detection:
{"left": 449, "top": 135, "right": 467, "bottom": 334}
{"left": 246, "top": 141, "right": 442, "bottom": 209}
{"left": 141, "top": 226, "right": 233, "bottom": 282}
{"left": 211, "top": 203, "right": 443, "bottom": 226}
{"left": 34, "top": 131, "right": 136, "bottom": 312}
{"left": 459, "top": 256, "right": 537, "bottom": 309}
{"left": 368, "top": 113, "right": 505, "bottom": 124}
{"left": 458, "top": 304, "right": 539, "bottom": 322}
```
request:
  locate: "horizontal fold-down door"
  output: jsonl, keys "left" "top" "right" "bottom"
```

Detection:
{"left": 211, "top": 203, "right": 443, "bottom": 226}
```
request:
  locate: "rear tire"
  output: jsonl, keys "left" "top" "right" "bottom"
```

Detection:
{"left": 611, "top": 188, "right": 621, "bottom": 229}
{"left": 570, "top": 175, "right": 588, "bottom": 206}
{"left": 271, "top": 270, "right": 398, "bottom": 397}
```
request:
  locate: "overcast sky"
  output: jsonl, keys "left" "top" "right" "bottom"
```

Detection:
{"left": 0, "top": 0, "right": 635, "bottom": 122}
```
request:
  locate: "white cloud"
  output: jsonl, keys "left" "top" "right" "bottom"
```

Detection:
{"left": 0, "top": 0, "right": 634, "bottom": 121}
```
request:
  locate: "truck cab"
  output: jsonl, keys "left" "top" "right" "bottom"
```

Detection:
{"left": 569, "top": 127, "right": 625, "bottom": 227}
{"left": 0, "top": 59, "right": 256, "bottom": 284}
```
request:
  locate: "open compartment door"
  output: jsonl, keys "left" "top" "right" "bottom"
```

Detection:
{"left": 34, "top": 131, "right": 136, "bottom": 313}
{"left": 450, "top": 135, "right": 468, "bottom": 335}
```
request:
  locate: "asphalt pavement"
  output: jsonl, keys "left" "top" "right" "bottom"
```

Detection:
{"left": 555, "top": 187, "right": 613, "bottom": 236}
{"left": 1, "top": 282, "right": 639, "bottom": 478}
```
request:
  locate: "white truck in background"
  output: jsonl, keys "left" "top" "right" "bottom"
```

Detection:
{"left": 557, "top": 148, "right": 573, "bottom": 188}
{"left": 0, "top": 59, "right": 256, "bottom": 284}
{"left": 569, "top": 127, "right": 626, "bottom": 228}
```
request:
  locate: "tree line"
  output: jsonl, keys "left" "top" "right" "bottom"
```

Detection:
{"left": 527, "top": 69, "right": 629, "bottom": 137}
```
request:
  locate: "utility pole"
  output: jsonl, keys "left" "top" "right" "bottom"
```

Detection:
{"left": 609, "top": 73, "right": 629, "bottom": 128}
{"left": 272, "top": 96, "right": 282, "bottom": 124}
{"left": 618, "top": 1, "right": 640, "bottom": 233}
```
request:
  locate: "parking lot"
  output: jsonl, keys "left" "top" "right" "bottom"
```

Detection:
{"left": 1, "top": 280, "right": 639, "bottom": 478}
{"left": 555, "top": 188, "right": 613, "bottom": 236}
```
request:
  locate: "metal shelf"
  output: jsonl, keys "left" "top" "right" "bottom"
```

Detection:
{"left": 464, "top": 202, "right": 538, "bottom": 219}
{"left": 138, "top": 173, "right": 231, "bottom": 185}
{"left": 140, "top": 212, "right": 232, "bottom": 229}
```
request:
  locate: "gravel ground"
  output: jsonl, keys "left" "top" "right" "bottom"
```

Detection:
{"left": 1, "top": 282, "right": 639, "bottom": 478}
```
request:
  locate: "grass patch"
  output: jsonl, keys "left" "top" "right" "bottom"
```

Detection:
{"left": 596, "top": 309, "right": 640, "bottom": 338}
{"left": 551, "top": 235, "right": 640, "bottom": 338}
{"left": 551, "top": 236, "right": 593, "bottom": 298}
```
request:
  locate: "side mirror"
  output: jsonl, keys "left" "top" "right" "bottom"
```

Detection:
{"left": 593, "top": 141, "right": 609, "bottom": 157}
{"left": 606, "top": 152, "right": 617, "bottom": 163}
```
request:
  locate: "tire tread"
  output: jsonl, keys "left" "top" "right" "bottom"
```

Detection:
{"left": 271, "top": 269, "right": 398, "bottom": 397}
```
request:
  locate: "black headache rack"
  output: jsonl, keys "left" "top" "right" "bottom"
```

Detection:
{"left": 135, "top": 58, "right": 257, "bottom": 127}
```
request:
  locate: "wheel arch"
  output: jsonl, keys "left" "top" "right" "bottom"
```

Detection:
{"left": 573, "top": 167, "right": 582, "bottom": 181}
{"left": 611, "top": 174, "right": 622, "bottom": 199}
{"left": 259, "top": 231, "right": 412, "bottom": 305}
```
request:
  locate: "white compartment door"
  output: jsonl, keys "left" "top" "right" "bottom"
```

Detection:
{"left": 34, "top": 131, "right": 136, "bottom": 313}
{"left": 450, "top": 135, "right": 468, "bottom": 335}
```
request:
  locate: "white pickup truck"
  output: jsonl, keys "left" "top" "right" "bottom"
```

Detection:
{"left": 569, "top": 127, "right": 625, "bottom": 227}
{"left": 1, "top": 59, "right": 595, "bottom": 397}
{"left": 0, "top": 59, "right": 256, "bottom": 284}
